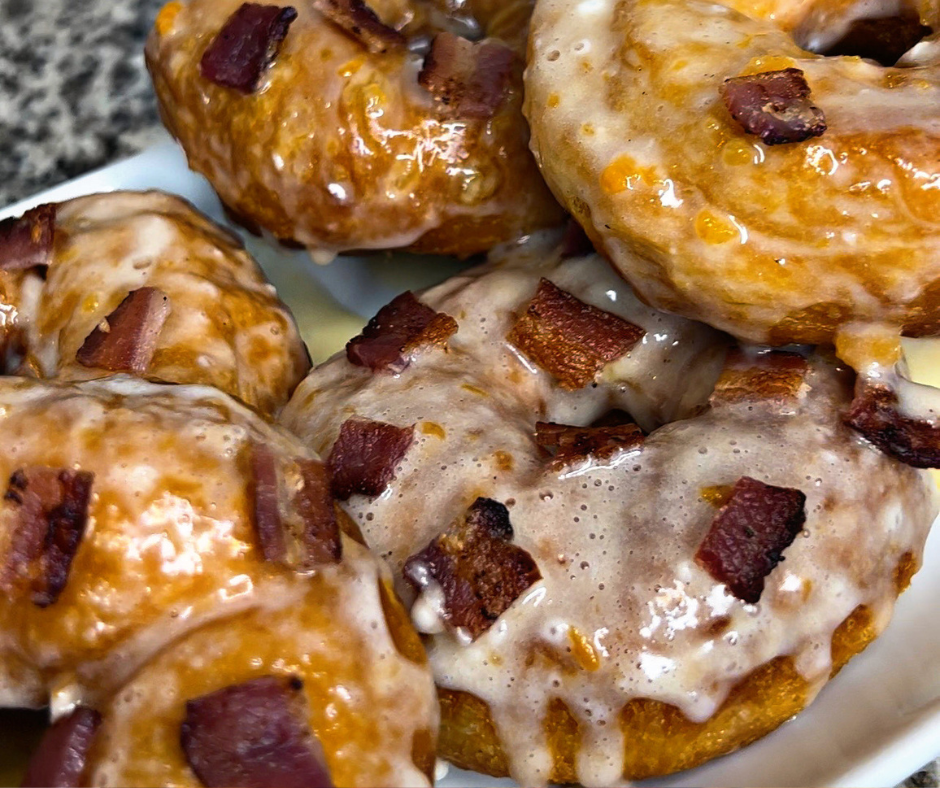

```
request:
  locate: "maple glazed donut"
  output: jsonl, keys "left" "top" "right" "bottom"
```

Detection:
{"left": 525, "top": 0, "right": 940, "bottom": 349}
{"left": 1, "top": 376, "right": 437, "bottom": 788}
{"left": 0, "top": 191, "right": 310, "bottom": 415}
{"left": 282, "top": 233, "right": 939, "bottom": 784}
{"left": 145, "top": 0, "right": 564, "bottom": 257}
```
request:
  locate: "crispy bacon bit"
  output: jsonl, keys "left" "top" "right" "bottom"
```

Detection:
{"left": 695, "top": 477, "right": 806, "bottom": 604}
{"left": 346, "top": 291, "right": 458, "bottom": 374}
{"left": 200, "top": 3, "right": 299, "bottom": 93}
{"left": 507, "top": 278, "right": 644, "bottom": 389}
{"left": 418, "top": 32, "right": 515, "bottom": 119}
{"left": 721, "top": 68, "right": 827, "bottom": 146}
{"left": 710, "top": 349, "right": 809, "bottom": 405}
{"left": 535, "top": 420, "right": 644, "bottom": 468}
{"left": 0, "top": 203, "right": 55, "bottom": 271}
{"left": 1, "top": 467, "right": 94, "bottom": 608}
{"left": 818, "top": 14, "right": 931, "bottom": 66}
{"left": 327, "top": 418, "right": 413, "bottom": 499}
{"left": 21, "top": 707, "right": 101, "bottom": 788}
{"left": 404, "top": 497, "right": 540, "bottom": 639}
{"left": 76, "top": 287, "right": 171, "bottom": 375}
{"left": 248, "top": 443, "right": 341, "bottom": 568}
{"left": 313, "top": 0, "right": 404, "bottom": 54}
{"left": 844, "top": 383, "right": 940, "bottom": 468}
{"left": 181, "top": 675, "right": 333, "bottom": 788}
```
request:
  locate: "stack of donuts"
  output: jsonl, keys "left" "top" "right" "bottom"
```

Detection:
{"left": 2, "top": 0, "right": 939, "bottom": 784}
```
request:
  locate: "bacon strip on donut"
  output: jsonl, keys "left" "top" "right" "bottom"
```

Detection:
{"left": 20, "top": 706, "right": 102, "bottom": 788}
{"left": 844, "top": 383, "right": 940, "bottom": 468}
{"left": 346, "top": 291, "right": 458, "bottom": 373}
{"left": 535, "top": 420, "right": 644, "bottom": 468}
{"left": 76, "top": 287, "right": 171, "bottom": 374}
{"left": 1, "top": 467, "right": 94, "bottom": 607}
{"left": 710, "top": 349, "right": 809, "bottom": 405}
{"left": 313, "top": 0, "right": 405, "bottom": 54}
{"left": 181, "top": 675, "right": 333, "bottom": 788}
{"left": 249, "top": 442, "right": 341, "bottom": 568}
{"left": 0, "top": 203, "right": 55, "bottom": 271}
{"left": 404, "top": 497, "right": 541, "bottom": 639}
{"left": 507, "top": 278, "right": 644, "bottom": 389}
{"left": 695, "top": 476, "right": 806, "bottom": 604}
{"left": 418, "top": 32, "right": 516, "bottom": 119}
{"left": 200, "top": 3, "right": 299, "bottom": 93}
{"left": 721, "top": 68, "right": 827, "bottom": 146}
{"left": 327, "top": 417, "right": 414, "bottom": 499}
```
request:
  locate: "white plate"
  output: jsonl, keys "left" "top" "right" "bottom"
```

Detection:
{"left": 2, "top": 139, "right": 939, "bottom": 788}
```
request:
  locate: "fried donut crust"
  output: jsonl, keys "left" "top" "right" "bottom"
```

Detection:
{"left": 146, "top": 0, "right": 563, "bottom": 257}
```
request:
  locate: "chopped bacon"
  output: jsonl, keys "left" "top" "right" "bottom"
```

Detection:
{"left": 313, "top": 0, "right": 404, "bottom": 54}
{"left": 710, "top": 349, "right": 809, "bottom": 405}
{"left": 507, "top": 278, "right": 644, "bottom": 389}
{"left": 818, "top": 13, "right": 931, "bottom": 66}
{"left": 21, "top": 706, "right": 101, "bottom": 788}
{"left": 403, "top": 497, "right": 541, "bottom": 639}
{"left": 418, "top": 32, "right": 515, "bottom": 119}
{"left": 248, "top": 443, "right": 341, "bottom": 569}
{"left": 721, "top": 68, "right": 827, "bottom": 146}
{"left": 327, "top": 418, "right": 413, "bottom": 499}
{"left": 535, "top": 420, "right": 644, "bottom": 468}
{"left": 1, "top": 467, "right": 94, "bottom": 608}
{"left": 346, "top": 291, "right": 458, "bottom": 374}
{"left": 695, "top": 477, "right": 806, "bottom": 604}
{"left": 200, "top": 3, "right": 299, "bottom": 93}
{"left": 844, "top": 383, "right": 940, "bottom": 468}
{"left": 75, "top": 287, "right": 171, "bottom": 375}
{"left": 181, "top": 675, "right": 333, "bottom": 788}
{"left": 0, "top": 203, "right": 55, "bottom": 271}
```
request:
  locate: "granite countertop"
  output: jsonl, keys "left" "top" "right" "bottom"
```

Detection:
{"left": 0, "top": 2, "right": 938, "bottom": 786}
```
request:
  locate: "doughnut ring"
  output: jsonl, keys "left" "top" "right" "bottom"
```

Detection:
{"left": 146, "top": 0, "right": 563, "bottom": 257}
{"left": 282, "top": 232, "right": 938, "bottom": 783}
{"left": 524, "top": 0, "right": 940, "bottom": 347}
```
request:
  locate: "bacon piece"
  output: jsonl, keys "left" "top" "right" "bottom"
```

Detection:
{"left": 721, "top": 68, "right": 827, "bottom": 146}
{"left": 535, "top": 420, "right": 644, "bottom": 468}
{"left": 418, "top": 32, "right": 515, "bottom": 119}
{"left": 507, "top": 278, "right": 644, "bottom": 389}
{"left": 21, "top": 706, "right": 101, "bottom": 788}
{"left": 844, "top": 383, "right": 940, "bottom": 468}
{"left": 1, "top": 467, "right": 94, "bottom": 608}
{"left": 327, "top": 418, "right": 413, "bottom": 499}
{"left": 181, "top": 675, "right": 333, "bottom": 788}
{"left": 695, "top": 477, "right": 806, "bottom": 604}
{"left": 248, "top": 443, "right": 341, "bottom": 568}
{"left": 0, "top": 203, "right": 55, "bottom": 271}
{"left": 76, "top": 287, "right": 171, "bottom": 375}
{"left": 710, "top": 349, "right": 809, "bottom": 405}
{"left": 346, "top": 291, "right": 458, "bottom": 374}
{"left": 818, "top": 13, "right": 931, "bottom": 66}
{"left": 313, "top": 0, "right": 404, "bottom": 54}
{"left": 403, "top": 497, "right": 541, "bottom": 639}
{"left": 200, "top": 3, "right": 299, "bottom": 93}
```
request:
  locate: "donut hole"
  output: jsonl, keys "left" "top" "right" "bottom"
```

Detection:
{"left": 793, "top": 1, "right": 933, "bottom": 66}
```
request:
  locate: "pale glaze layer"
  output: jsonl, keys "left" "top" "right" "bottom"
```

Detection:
{"left": 283, "top": 234, "right": 939, "bottom": 785}
{"left": 525, "top": 0, "right": 940, "bottom": 347}
{"left": 146, "top": 0, "right": 563, "bottom": 256}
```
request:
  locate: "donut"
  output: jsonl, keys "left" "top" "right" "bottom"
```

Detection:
{"left": 145, "top": 0, "right": 564, "bottom": 257}
{"left": 281, "top": 232, "right": 939, "bottom": 784}
{"left": 0, "top": 191, "right": 310, "bottom": 415}
{"left": 524, "top": 0, "right": 940, "bottom": 347}
{"left": 4, "top": 376, "right": 437, "bottom": 787}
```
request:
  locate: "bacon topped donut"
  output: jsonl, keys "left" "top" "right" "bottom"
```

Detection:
{"left": 282, "top": 232, "right": 938, "bottom": 784}
{"left": 524, "top": 0, "right": 940, "bottom": 352}
{"left": 146, "top": 0, "right": 563, "bottom": 257}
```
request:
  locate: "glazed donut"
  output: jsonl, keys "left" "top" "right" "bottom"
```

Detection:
{"left": 524, "top": 0, "right": 940, "bottom": 347}
{"left": 2, "top": 376, "right": 437, "bottom": 787}
{"left": 0, "top": 191, "right": 310, "bottom": 415}
{"left": 281, "top": 233, "right": 939, "bottom": 784}
{"left": 145, "top": 0, "right": 564, "bottom": 257}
